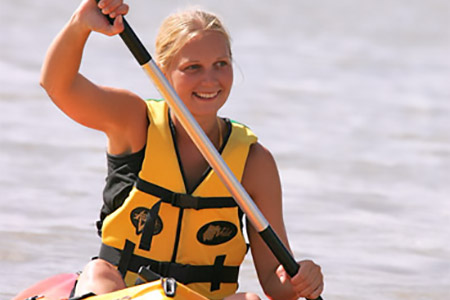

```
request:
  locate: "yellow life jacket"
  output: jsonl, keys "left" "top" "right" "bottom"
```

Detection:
{"left": 99, "top": 99, "right": 257, "bottom": 300}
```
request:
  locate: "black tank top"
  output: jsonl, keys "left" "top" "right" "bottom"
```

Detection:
{"left": 96, "top": 147, "right": 145, "bottom": 235}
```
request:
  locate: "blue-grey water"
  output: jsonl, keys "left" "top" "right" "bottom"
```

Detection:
{"left": 1, "top": 0, "right": 449, "bottom": 299}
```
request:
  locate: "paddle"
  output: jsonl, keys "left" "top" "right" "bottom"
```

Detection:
{"left": 95, "top": 3, "right": 323, "bottom": 300}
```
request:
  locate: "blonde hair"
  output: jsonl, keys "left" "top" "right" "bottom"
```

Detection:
{"left": 155, "top": 9, "right": 232, "bottom": 71}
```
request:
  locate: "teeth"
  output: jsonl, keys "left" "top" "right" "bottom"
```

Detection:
{"left": 195, "top": 92, "right": 219, "bottom": 99}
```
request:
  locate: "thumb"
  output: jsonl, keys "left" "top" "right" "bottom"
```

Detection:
{"left": 275, "top": 264, "right": 289, "bottom": 284}
{"left": 111, "top": 15, "right": 124, "bottom": 34}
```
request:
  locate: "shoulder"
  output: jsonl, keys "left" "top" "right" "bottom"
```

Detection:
{"left": 242, "top": 142, "right": 281, "bottom": 202}
{"left": 104, "top": 88, "right": 148, "bottom": 155}
{"left": 246, "top": 142, "right": 278, "bottom": 173}
{"left": 103, "top": 86, "right": 148, "bottom": 128}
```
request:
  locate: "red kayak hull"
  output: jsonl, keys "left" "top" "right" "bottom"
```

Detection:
{"left": 13, "top": 273, "right": 210, "bottom": 300}
{"left": 13, "top": 273, "right": 77, "bottom": 300}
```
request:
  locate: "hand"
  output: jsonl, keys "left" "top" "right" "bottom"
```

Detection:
{"left": 74, "top": 0, "right": 129, "bottom": 36}
{"left": 276, "top": 260, "right": 324, "bottom": 300}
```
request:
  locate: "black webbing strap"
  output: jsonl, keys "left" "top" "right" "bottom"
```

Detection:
{"left": 139, "top": 200, "right": 161, "bottom": 251}
{"left": 212, "top": 255, "right": 226, "bottom": 291}
{"left": 117, "top": 239, "right": 135, "bottom": 278}
{"left": 135, "top": 178, "right": 238, "bottom": 210}
{"left": 100, "top": 243, "right": 239, "bottom": 291}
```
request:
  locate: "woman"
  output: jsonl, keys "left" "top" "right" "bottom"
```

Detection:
{"left": 40, "top": 0, "right": 324, "bottom": 299}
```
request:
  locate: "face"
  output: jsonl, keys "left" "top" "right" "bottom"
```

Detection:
{"left": 164, "top": 30, "right": 233, "bottom": 119}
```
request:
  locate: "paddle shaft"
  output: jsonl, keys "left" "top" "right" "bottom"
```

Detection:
{"left": 96, "top": 6, "right": 322, "bottom": 300}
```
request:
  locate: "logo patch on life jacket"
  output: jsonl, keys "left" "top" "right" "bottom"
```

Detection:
{"left": 197, "top": 221, "right": 237, "bottom": 245}
{"left": 130, "top": 207, "right": 163, "bottom": 236}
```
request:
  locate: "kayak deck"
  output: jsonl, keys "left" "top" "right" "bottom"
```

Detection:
{"left": 13, "top": 273, "right": 209, "bottom": 300}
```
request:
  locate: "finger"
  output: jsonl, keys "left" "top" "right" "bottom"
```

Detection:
{"left": 99, "top": 0, "right": 123, "bottom": 16}
{"left": 115, "top": 3, "right": 129, "bottom": 17}
{"left": 297, "top": 275, "right": 322, "bottom": 298}
{"left": 306, "top": 282, "right": 324, "bottom": 300}
{"left": 112, "top": 15, "right": 124, "bottom": 33}
{"left": 275, "top": 264, "right": 288, "bottom": 284}
{"left": 292, "top": 260, "right": 322, "bottom": 285}
{"left": 100, "top": 14, "right": 123, "bottom": 36}
{"left": 95, "top": 0, "right": 127, "bottom": 35}
{"left": 290, "top": 262, "right": 323, "bottom": 297}
{"left": 295, "top": 270, "right": 323, "bottom": 299}
{"left": 290, "top": 265, "right": 312, "bottom": 287}
{"left": 107, "top": 3, "right": 128, "bottom": 19}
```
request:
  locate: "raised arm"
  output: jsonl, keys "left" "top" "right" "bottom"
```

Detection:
{"left": 242, "top": 143, "right": 324, "bottom": 300}
{"left": 40, "top": 0, "right": 147, "bottom": 155}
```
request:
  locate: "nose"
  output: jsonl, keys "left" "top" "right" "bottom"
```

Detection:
{"left": 201, "top": 67, "right": 218, "bottom": 86}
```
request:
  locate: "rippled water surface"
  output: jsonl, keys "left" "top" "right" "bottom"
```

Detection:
{"left": 1, "top": 0, "right": 449, "bottom": 299}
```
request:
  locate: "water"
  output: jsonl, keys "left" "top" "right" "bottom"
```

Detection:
{"left": 1, "top": 0, "right": 449, "bottom": 299}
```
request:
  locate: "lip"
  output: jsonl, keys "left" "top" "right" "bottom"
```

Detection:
{"left": 193, "top": 91, "right": 221, "bottom": 100}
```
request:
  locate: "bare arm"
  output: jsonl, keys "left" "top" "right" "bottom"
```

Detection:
{"left": 242, "top": 143, "right": 323, "bottom": 300}
{"left": 40, "top": 0, "right": 147, "bottom": 155}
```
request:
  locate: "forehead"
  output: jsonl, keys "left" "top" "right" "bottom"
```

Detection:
{"left": 174, "top": 30, "right": 231, "bottom": 63}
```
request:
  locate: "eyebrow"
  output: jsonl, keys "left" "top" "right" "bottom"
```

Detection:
{"left": 180, "top": 56, "right": 231, "bottom": 64}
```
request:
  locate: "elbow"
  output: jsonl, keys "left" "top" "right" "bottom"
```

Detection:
{"left": 39, "top": 78, "right": 48, "bottom": 94}
{"left": 39, "top": 70, "right": 51, "bottom": 95}
{"left": 39, "top": 71, "right": 61, "bottom": 100}
{"left": 39, "top": 64, "right": 58, "bottom": 97}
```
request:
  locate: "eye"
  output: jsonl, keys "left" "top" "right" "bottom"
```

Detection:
{"left": 216, "top": 60, "right": 229, "bottom": 68}
{"left": 184, "top": 64, "right": 201, "bottom": 71}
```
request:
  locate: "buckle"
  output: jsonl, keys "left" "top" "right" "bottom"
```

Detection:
{"left": 170, "top": 193, "right": 181, "bottom": 207}
{"left": 170, "top": 193, "right": 199, "bottom": 209}
{"left": 162, "top": 277, "right": 177, "bottom": 297}
{"left": 138, "top": 265, "right": 160, "bottom": 282}
{"left": 156, "top": 261, "right": 171, "bottom": 277}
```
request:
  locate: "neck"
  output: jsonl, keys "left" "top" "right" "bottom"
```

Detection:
{"left": 170, "top": 111, "right": 222, "bottom": 149}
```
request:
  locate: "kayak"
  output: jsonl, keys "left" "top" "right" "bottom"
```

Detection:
{"left": 12, "top": 273, "right": 77, "bottom": 300}
{"left": 13, "top": 273, "right": 209, "bottom": 300}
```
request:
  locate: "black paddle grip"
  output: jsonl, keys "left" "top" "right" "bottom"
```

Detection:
{"left": 259, "top": 226, "right": 323, "bottom": 300}
{"left": 95, "top": 0, "right": 151, "bottom": 65}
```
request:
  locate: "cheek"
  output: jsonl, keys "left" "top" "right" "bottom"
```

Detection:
{"left": 228, "top": 70, "right": 234, "bottom": 86}
{"left": 168, "top": 72, "right": 190, "bottom": 94}
{"left": 222, "top": 69, "right": 234, "bottom": 90}
{"left": 171, "top": 75, "right": 199, "bottom": 103}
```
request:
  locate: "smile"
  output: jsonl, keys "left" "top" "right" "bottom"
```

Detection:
{"left": 194, "top": 91, "right": 220, "bottom": 99}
